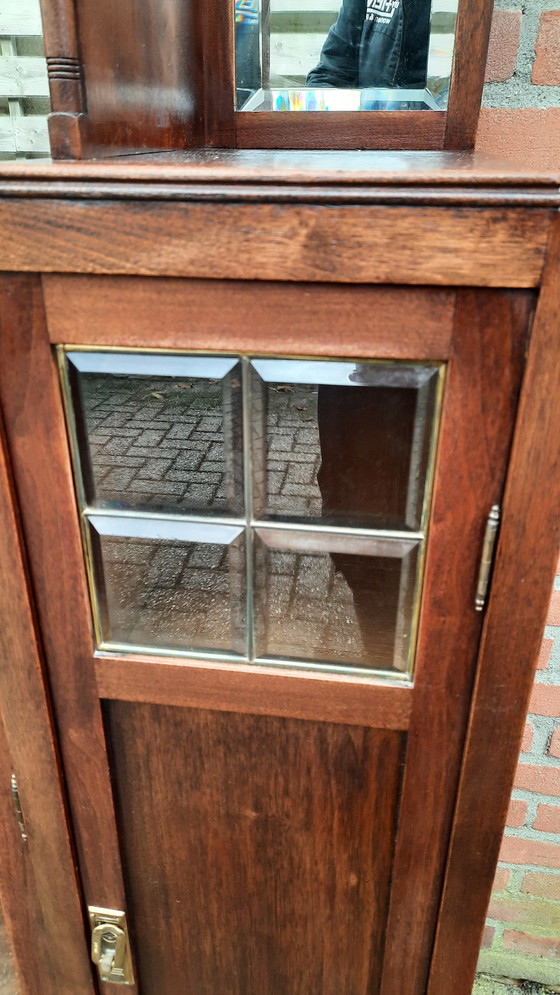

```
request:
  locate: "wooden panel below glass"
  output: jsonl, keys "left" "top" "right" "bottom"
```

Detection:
{"left": 105, "top": 701, "right": 405, "bottom": 995}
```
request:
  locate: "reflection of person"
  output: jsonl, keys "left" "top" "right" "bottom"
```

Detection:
{"left": 307, "top": 0, "right": 431, "bottom": 89}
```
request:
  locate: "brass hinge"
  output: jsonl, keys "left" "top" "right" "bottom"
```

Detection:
{"left": 89, "top": 907, "right": 135, "bottom": 986}
{"left": 10, "top": 774, "right": 28, "bottom": 842}
{"left": 475, "top": 505, "right": 501, "bottom": 611}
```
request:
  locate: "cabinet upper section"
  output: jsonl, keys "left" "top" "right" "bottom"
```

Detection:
{"left": 38, "top": 0, "right": 494, "bottom": 158}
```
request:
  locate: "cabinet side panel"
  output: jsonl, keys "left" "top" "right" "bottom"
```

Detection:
{"left": 0, "top": 711, "right": 60, "bottom": 995}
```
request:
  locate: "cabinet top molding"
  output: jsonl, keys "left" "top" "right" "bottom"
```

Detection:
{"left": 0, "top": 151, "right": 558, "bottom": 208}
{"left": 0, "top": 151, "right": 558, "bottom": 287}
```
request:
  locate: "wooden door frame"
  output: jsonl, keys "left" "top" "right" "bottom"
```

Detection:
{"left": 0, "top": 273, "right": 135, "bottom": 995}
{"left": 0, "top": 408, "right": 94, "bottom": 995}
{"left": 0, "top": 274, "right": 533, "bottom": 995}
{"left": 427, "top": 215, "right": 560, "bottom": 994}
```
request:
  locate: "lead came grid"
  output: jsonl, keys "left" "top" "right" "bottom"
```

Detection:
{"left": 59, "top": 349, "right": 443, "bottom": 679}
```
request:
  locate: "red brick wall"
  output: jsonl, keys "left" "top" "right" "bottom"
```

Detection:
{"left": 479, "top": 558, "right": 560, "bottom": 986}
{"left": 475, "top": 4, "right": 560, "bottom": 170}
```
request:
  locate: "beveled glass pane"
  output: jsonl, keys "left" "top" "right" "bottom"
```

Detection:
{"left": 254, "top": 527, "right": 420, "bottom": 673}
{"left": 235, "top": 0, "right": 457, "bottom": 111}
{"left": 89, "top": 516, "right": 246, "bottom": 655}
{"left": 251, "top": 358, "right": 440, "bottom": 530}
{"left": 66, "top": 352, "right": 243, "bottom": 515}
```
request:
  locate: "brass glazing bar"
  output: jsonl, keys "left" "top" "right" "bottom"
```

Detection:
{"left": 242, "top": 356, "right": 255, "bottom": 661}
{"left": 83, "top": 507, "right": 247, "bottom": 529}
{"left": 95, "top": 642, "right": 412, "bottom": 682}
{"left": 96, "top": 642, "right": 246, "bottom": 664}
{"left": 82, "top": 505, "right": 424, "bottom": 543}
{"left": 252, "top": 656, "right": 412, "bottom": 682}
{"left": 251, "top": 519, "right": 424, "bottom": 542}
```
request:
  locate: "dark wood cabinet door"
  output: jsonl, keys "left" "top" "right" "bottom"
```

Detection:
{"left": 0, "top": 273, "right": 534, "bottom": 995}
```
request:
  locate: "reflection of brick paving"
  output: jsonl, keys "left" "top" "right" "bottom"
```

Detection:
{"left": 98, "top": 535, "right": 245, "bottom": 655}
{"left": 78, "top": 371, "right": 404, "bottom": 669}
{"left": 259, "top": 383, "right": 323, "bottom": 518}
{"left": 255, "top": 547, "right": 364, "bottom": 666}
{"left": 83, "top": 374, "right": 324, "bottom": 519}
{"left": 82, "top": 373, "right": 242, "bottom": 513}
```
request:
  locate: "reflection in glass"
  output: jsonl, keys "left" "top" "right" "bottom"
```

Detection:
{"left": 235, "top": 0, "right": 458, "bottom": 111}
{"left": 235, "top": 0, "right": 263, "bottom": 106}
{"left": 251, "top": 359, "right": 440, "bottom": 530}
{"left": 89, "top": 516, "right": 246, "bottom": 655}
{"left": 254, "top": 528, "right": 419, "bottom": 671}
{"left": 65, "top": 352, "right": 243, "bottom": 516}
{"left": 60, "top": 349, "right": 443, "bottom": 678}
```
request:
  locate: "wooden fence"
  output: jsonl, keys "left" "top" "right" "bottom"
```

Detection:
{"left": 0, "top": 0, "right": 50, "bottom": 158}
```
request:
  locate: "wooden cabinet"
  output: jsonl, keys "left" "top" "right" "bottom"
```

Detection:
{"left": 0, "top": 152, "right": 559, "bottom": 995}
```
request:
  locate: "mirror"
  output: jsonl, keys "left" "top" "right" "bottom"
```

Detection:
{"left": 235, "top": 0, "right": 457, "bottom": 111}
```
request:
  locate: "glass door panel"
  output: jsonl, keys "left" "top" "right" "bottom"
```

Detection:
{"left": 59, "top": 349, "right": 444, "bottom": 679}
{"left": 250, "top": 357, "right": 440, "bottom": 530}
{"left": 254, "top": 528, "right": 420, "bottom": 671}
{"left": 88, "top": 516, "right": 246, "bottom": 656}
{"left": 65, "top": 351, "right": 244, "bottom": 515}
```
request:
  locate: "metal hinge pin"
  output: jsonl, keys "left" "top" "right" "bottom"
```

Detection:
{"left": 475, "top": 505, "right": 501, "bottom": 611}
{"left": 10, "top": 774, "right": 28, "bottom": 842}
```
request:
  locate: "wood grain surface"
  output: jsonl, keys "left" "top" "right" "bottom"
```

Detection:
{"left": 235, "top": 110, "right": 446, "bottom": 151}
{"left": 201, "top": 0, "right": 236, "bottom": 147}
{"left": 0, "top": 275, "right": 137, "bottom": 995}
{"left": 43, "top": 276, "right": 455, "bottom": 359}
{"left": 379, "top": 289, "right": 534, "bottom": 995}
{"left": 0, "top": 149, "right": 558, "bottom": 186}
{"left": 65, "top": 0, "right": 201, "bottom": 155}
{"left": 445, "top": 0, "right": 494, "bottom": 150}
{"left": 0, "top": 418, "right": 94, "bottom": 995}
{"left": 0, "top": 715, "right": 55, "bottom": 995}
{"left": 95, "top": 655, "right": 412, "bottom": 730}
{"left": 427, "top": 219, "right": 560, "bottom": 994}
{"left": 0, "top": 200, "right": 551, "bottom": 287}
{"left": 106, "top": 702, "right": 404, "bottom": 995}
